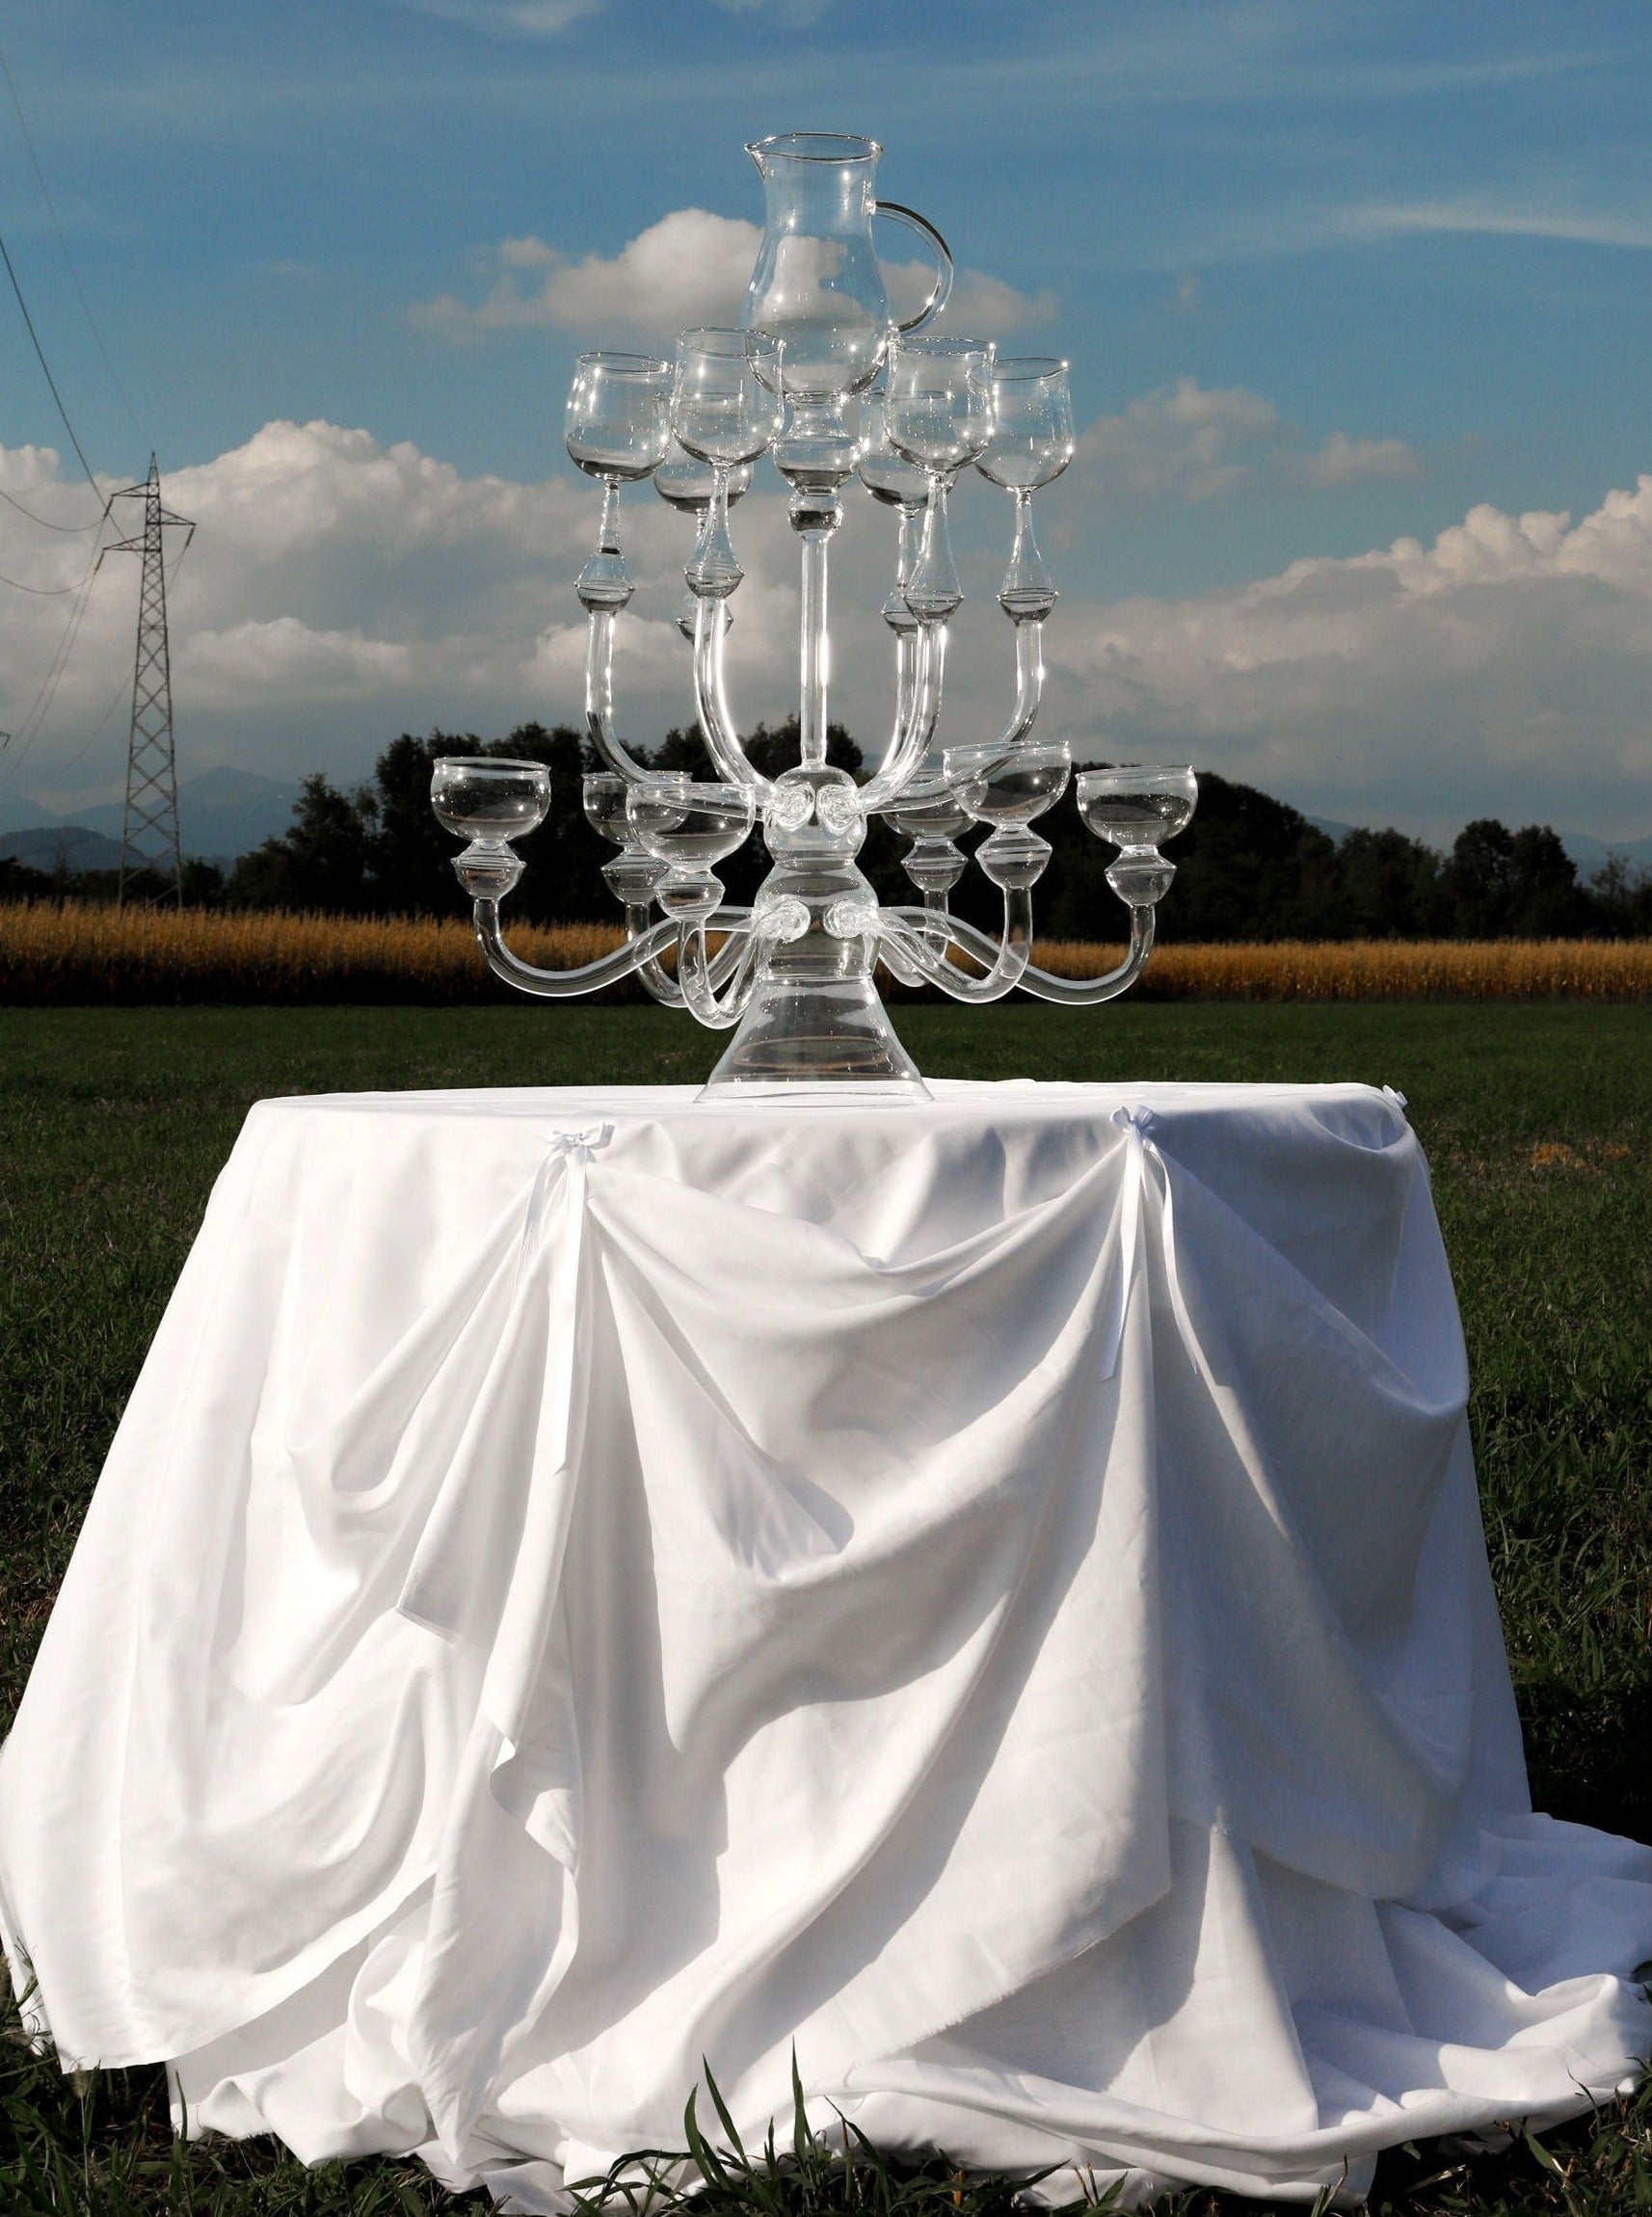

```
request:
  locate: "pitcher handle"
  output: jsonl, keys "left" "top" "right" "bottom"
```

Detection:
{"left": 874, "top": 201, "right": 954, "bottom": 334}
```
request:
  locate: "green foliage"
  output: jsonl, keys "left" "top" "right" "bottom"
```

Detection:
{"left": 1, "top": 1002, "right": 1650, "bottom": 2213}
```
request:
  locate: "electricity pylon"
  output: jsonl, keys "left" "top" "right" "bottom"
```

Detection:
{"left": 104, "top": 456, "right": 195, "bottom": 907}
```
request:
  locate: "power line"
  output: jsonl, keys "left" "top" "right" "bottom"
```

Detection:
{"left": 0, "top": 483, "right": 98, "bottom": 532}
{"left": 0, "top": 35, "right": 145, "bottom": 447}
{"left": 0, "top": 225, "right": 103, "bottom": 502}
{"left": 0, "top": 520, "right": 108, "bottom": 781}
{"left": 0, "top": 568, "right": 78, "bottom": 594}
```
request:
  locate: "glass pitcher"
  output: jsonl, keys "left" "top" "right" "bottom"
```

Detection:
{"left": 742, "top": 133, "right": 952, "bottom": 408}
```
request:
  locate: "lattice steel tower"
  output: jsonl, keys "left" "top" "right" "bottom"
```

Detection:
{"left": 106, "top": 456, "right": 195, "bottom": 907}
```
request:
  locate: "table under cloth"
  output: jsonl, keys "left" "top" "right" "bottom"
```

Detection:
{"left": 3, "top": 1079, "right": 1651, "bottom": 2210}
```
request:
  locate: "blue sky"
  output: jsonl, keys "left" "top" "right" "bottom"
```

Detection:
{"left": 0, "top": 0, "right": 1650, "bottom": 841}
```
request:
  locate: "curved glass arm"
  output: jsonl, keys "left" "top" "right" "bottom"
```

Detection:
{"left": 620, "top": 901, "right": 754, "bottom": 1007}
{"left": 889, "top": 902, "right": 1157, "bottom": 1003}
{"left": 622, "top": 899, "right": 685, "bottom": 1007}
{"left": 861, "top": 622, "right": 947, "bottom": 812}
{"left": 867, "top": 628, "right": 919, "bottom": 785}
{"left": 877, "top": 885, "right": 1032, "bottom": 1003}
{"left": 693, "top": 595, "right": 773, "bottom": 795}
{"left": 472, "top": 900, "right": 683, "bottom": 1000}
{"left": 585, "top": 608, "right": 661, "bottom": 784}
{"left": 679, "top": 921, "right": 759, "bottom": 1029}
{"left": 1000, "top": 618, "right": 1045, "bottom": 750}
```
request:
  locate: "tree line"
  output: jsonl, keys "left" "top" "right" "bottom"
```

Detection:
{"left": 6, "top": 722, "right": 1649, "bottom": 941}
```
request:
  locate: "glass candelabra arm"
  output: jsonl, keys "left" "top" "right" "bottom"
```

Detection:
{"left": 860, "top": 621, "right": 948, "bottom": 812}
{"left": 692, "top": 596, "right": 773, "bottom": 795}
{"left": 920, "top": 903, "right": 1158, "bottom": 1005}
{"left": 678, "top": 920, "right": 760, "bottom": 1029}
{"left": 470, "top": 899, "right": 686, "bottom": 1002}
{"left": 585, "top": 608, "right": 663, "bottom": 785}
{"left": 878, "top": 880, "right": 1034, "bottom": 1004}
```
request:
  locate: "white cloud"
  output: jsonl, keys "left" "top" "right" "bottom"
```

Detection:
{"left": 1079, "top": 378, "right": 1421, "bottom": 501}
{"left": 414, "top": 210, "right": 1053, "bottom": 345}
{"left": 4, "top": 419, "right": 1652, "bottom": 849}
{"left": 1303, "top": 431, "right": 1424, "bottom": 487}
{"left": 1037, "top": 481, "right": 1652, "bottom": 840}
{"left": 1343, "top": 200, "right": 1652, "bottom": 252}
{"left": 391, "top": 0, "right": 604, "bottom": 35}
{"left": 1080, "top": 379, "right": 1282, "bottom": 499}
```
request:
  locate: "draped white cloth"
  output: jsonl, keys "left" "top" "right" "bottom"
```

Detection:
{"left": 3, "top": 1080, "right": 1649, "bottom": 2211}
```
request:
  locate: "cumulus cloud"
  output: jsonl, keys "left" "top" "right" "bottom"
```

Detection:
{"left": 1080, "top": 378, "right": 1421, "bottom": 501}
{"left": 1037, "top": 483, "right": 1652, "bottom": 839}
{"left": 414, "top": 210, "right": 1053, "bottom": 344}
{"left": 1081, "top": 378, "right": 1282, "bottom": 500}
{"left": 3, "top": 417, "right": 1650, "bottom": 847}
{"left": 1303, "top": 431, "right": 1423, "bottom": 487}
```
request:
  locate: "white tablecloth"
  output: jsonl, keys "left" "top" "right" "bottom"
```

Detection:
{"left": 3, "top": 1081, "right": 1650, "bottom": 2210}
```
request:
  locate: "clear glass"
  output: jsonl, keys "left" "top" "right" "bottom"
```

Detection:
{"left": 431, "top": 756, "right": 550, "bottom": 842}
{"left": 742, "top": 132, "right": 952, "bottom": 405}
{"left": 672, "top": 329, "right": 783, "bottom": 600}
{"left": 855, "top": 392, "right": 931, "bottom": 507}
{"left": 945, "top": 739, "right": 1071, "bottom": 827}
{"left": 975, "top": 358, "right": 1076, "bottom": 491}
{"left": 976, "top": 358, "right": 1074, "bottom": 624}
{"left": 653, "top": 447, "right": 753, "bottom": 513}
{"left": 626, "top": 779, "right": 756, "bottom": 867}
{"left": 564, "top": 352, "right": 673, "bottom": 481}
{"left": 1076, "top": 764, "right": 1200, "bottom": 848}
{"left": 887, "top": 337, "right": 995, "bottom": 624}
{"left": 671, "top": 329, "right": 784, "bottom": 467}
{"left": 885, "top": 336, "right": 997, "bottom": 474}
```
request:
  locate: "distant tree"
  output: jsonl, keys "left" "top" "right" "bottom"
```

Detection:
{"left": 1589, "top": 854, "right": 1652, "bottom": 936}
{"left": 228, "top": 772, "right": 374, "bottom": 912}
{"left": 1437, "top": 817, "right": 1588, "bottom": 937}
{"left": 1335, "top": 826, "right": 1443, "bottom": 939}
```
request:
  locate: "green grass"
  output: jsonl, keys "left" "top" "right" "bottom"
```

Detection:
{"left": 3, "top": 1002, "right": 1651, "bottom": 2214}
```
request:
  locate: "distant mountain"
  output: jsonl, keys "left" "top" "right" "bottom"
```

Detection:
{"left": 0, "top": 765, "right": 302, "bottom": 863}
{"left": 1559, "top": 830, "right": 1652, "bottom": 878}
{"left": 0, "top": 825, "right": 126, "bottom": 872}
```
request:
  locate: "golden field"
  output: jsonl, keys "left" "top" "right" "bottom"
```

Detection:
{"left": 2, "top": 899, "right": 1650, "bottom": 1003}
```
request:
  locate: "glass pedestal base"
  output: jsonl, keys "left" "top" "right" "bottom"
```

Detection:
{"left": 699, "top": 975, "right": 930, "bottom": 1100}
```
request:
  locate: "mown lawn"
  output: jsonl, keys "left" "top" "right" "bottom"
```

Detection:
{"left": 2, "top": 1001, "right": 1650, "bottom": 2215}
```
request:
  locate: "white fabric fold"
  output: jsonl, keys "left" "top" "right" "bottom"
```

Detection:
{"left": 2, "top": 1080, "right": 1647, "bottom": 2210}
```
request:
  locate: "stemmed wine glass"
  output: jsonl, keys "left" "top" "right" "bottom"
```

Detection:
{"left": 1077, "top": 764, "right": 1199, "bottom": 906}
{"left": 975, "top": 358, "right": 1076, "bottom": 622}
{"left": 653, "top": 442, "right": 753, "bottom": 639}
{"left": 565, "top": 352, "right": 673, "bottom": 611}
{"left": 855, "top": 390, "right": 930, "bottom": 632}
{"left": 884, "top": 335, "right": 996, "bottom": 623}
{"left": 670, "top": 329, "right": 784, "bottom": 601}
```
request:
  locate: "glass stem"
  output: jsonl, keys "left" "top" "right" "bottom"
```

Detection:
{"left": 999, "top": 488, "right": 1056, "bottom": 621}
{"left": 688, "top": 466, "right": 743, "bottom": 598}
{"left": 800, "top": 524, "right": 830, "bottom": 766}
{"left": 903, "top": 473, "right": 963, "bottom": 623}
{"left": 598, "top": 476, "right": 622, "bottom": 555}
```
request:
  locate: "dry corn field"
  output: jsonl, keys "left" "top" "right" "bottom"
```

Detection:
{"left": 2, "top": 899, "right": 1651, "bottom": 1002}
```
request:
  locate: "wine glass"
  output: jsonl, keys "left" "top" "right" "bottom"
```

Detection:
{"left": 671, "top": 328, "right": 784, "bottom": 600}
{"left": 885, "top": 335, "right": 996, "bottom": 622}
{"left": 976, "top": 358, "right": 1076, "bottom": 623}
{"left": 856, "top": 389, "right": 930, "bottom": 630}
{"left": 1076, "top": 764, "right": 1199, "bottom": 908}
{"left": 431, "top": 756, "right": 551, "bottom": 900}
{"left": 564, "top": 352, "right": 672, "bottom": 612}
{"left": 626, "top": 778, "right": 757, "bottom": 920}
{"left": 653, "top": 443, "right": 753, "bottom": 639}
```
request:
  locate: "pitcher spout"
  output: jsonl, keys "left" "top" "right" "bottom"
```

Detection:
{"left": 746, "top": 131, "right": 883, "bottom": 177}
